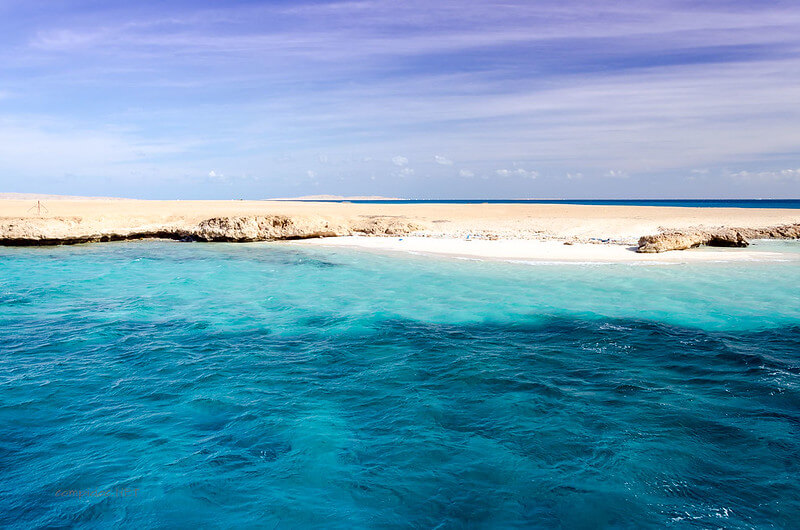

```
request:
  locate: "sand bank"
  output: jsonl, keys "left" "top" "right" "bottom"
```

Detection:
{"left": 1, "top": 198, "right": 799, "bottom": 254}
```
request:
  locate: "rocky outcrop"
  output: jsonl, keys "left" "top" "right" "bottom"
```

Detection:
{"left": 637, "top": 229, "right": 748, "bottom": 253}
{"left": 190, "top": 215, "right": 423, "bottom": 241}
{"left": 737, "top": 224, "right": 800, "bottom": 240}
{"left": 350, "top": 215, "right": 424, "bottom": 235}
{"left": 637, "top": 223, "right": 800, "bottom": 253}
{"left": 0, "top": 217, "right": 176, "bottom": 246}
{"left": 193, "top": 216, "right": 340, "bottom": 241}
{"left": 0, "top": 215, "right": 425, "bottom": 246}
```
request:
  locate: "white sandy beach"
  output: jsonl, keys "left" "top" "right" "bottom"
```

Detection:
{"left": 295, "top": 235, "right": 798, "bottom": 263}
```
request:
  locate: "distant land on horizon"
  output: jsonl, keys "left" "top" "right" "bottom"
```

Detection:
{"left": 1, "top": 193, "right": 799, "bottom": 204}
{"left": 0, "top": 192, "right": 125, "bottom": 200}
{"left": 0, "top": 192, "right": 406, "bottom": 201}
{"left": 269, "top": 194, "right": 405, "bottom": 201}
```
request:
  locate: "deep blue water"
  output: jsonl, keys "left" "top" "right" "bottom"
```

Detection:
{"left": 1, "top": 241, "right": 799, "bottom": 528}
{"left": 289, "top": 199, "right": 800, "bottom": 209}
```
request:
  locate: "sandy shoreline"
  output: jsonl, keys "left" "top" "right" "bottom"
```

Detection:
{"left": 1, "top": 197, "right": 799, "bottom": 260}
{"left": 294, "top": 235, "right": 798, "bottom": 263}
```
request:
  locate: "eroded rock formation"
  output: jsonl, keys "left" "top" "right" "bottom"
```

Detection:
{"left": 193, "top": 216, "right": 340, "bottom": 241}
{"left": 637, "top": 223, "right": 800, "bottom": 253}
{"left": 0, "top": 215, "right": 424, "bottom": 246}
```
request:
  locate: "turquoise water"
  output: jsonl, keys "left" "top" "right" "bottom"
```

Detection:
{"left": 1, "top": 241, "right": 799, "bottom": 528}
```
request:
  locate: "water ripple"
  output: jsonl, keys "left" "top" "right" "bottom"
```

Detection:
{"left": 1, "top": 242, "right": 799, "bottom": 527}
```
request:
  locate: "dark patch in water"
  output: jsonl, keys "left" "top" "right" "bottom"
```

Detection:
{"left": 2, "top": 243, "right": 800, "bottom": 527}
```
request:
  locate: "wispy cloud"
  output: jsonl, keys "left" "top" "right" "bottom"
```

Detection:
{"left": 1, "top": 1, "right": 799, "bottom": 197}
{"left": 730, "top": 168, "right": 800, "bottom": 181}
{"left": 496, "top": 168, "right": 538, "bottom": 179}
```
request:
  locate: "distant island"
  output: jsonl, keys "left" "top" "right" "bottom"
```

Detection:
{"left": 269, "top": 195, "right": 405, "bottom": 201}
{"left": 1, "top": 195, "right": 798, "bottom": 260}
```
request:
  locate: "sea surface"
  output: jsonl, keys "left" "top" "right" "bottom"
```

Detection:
{"left": 292, "top": 199, "right": 800, "bottom": 209}
{"left": 1, "top": 241, "right": 799, "bottom": 528}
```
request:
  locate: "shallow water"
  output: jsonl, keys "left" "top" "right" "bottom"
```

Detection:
{"left": 1, "top": 241, "right": 799, "bottom": 528}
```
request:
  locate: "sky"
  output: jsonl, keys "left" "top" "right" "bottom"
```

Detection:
{"left": 1, "top": 0, "right": 799, "bottom": 199}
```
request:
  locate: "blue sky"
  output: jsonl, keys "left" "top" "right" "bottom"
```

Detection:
{"left": 1, "top": 0, "right": 799, "bottom": 199}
